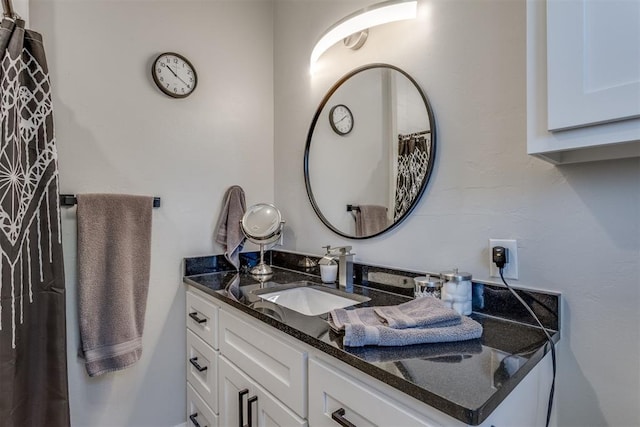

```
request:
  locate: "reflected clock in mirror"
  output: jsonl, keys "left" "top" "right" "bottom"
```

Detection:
{"left": 304, "top": 64, "right": 436, "bottom": 239}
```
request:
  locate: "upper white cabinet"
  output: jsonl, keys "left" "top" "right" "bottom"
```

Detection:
{"left": 527, "top": 0, "right": 640, "bottom": 164}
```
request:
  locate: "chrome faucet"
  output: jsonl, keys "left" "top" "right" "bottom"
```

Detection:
{"left": 323, "top": 245, "right": 354, "bottom": 291}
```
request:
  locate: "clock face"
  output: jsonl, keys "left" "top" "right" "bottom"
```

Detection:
{"left": 152, "top": 52, "right": 197, "bottom": 98}
{"left": 329, "top": 104, "right": 354, "bottom": 135}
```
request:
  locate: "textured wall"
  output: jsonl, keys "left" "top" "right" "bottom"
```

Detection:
{"left": 32, "top": 1, "right": 274, "bottom": 425}
{"left": 273, "top": 1, "right": 640, "bottom": 426}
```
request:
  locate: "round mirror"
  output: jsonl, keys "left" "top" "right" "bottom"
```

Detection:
{"left": 242, "top": 203, "right": 283, "bottom": 242}
{"left": 304, "top": 64, "right": 436, "bottom": 239}
{"left": 241, "top": 203, "right": 284, "bottom": 276}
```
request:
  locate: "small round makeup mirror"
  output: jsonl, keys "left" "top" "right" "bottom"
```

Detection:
{"left": 241, "top": 203, "right": 285, "bottom": 276}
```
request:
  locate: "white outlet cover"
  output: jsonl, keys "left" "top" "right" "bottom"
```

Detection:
{"left": 489, "top": 239, "right": 518, "bottom": 280}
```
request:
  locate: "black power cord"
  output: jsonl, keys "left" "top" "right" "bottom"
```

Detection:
{"left": 493, "top": 247, "right": 557, "bottom": 427}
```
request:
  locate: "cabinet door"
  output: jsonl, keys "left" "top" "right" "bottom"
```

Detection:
{"left": 546, "top": 0, "right": 640, "bottom": 131}
{"left": 219, "top": 356, "right": 253, "bottom": 427}
{"left": 309, "top": 358, "right": 441, "bottom": 427}
{"left": 219, "top": 309, "right": 307, "bottom": 417}
{"left": 219, "top": 356, "right": 307, "bottom": 427}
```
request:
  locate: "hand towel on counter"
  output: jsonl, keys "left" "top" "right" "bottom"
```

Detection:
{"left": 76, "top": 194, "right": 154, "bottom": 377}
{"left": 214, "top": 185, "right": 246, "bottom": 270}
{"left": 343, "top": 339, "right": 483, "bottom": 363}
{"left": 374, "top": 297, "right": 461, "bottom": 329}
{"left": 329, "top": 306, "right": 482, "bottom": 347}
{"left": 355, "top": 205, "right": 389, "bottom": 237}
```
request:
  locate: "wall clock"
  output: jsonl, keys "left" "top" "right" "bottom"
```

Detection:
{"left": 152, "top": 52, "right": 198, "bottom": 98}
{"left": 329, "top": 104, "right": 354, "bottom": 135}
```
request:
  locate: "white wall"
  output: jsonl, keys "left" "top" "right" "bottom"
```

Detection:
{"left": 32, "top": 0, "right": 274, "bottom": 425}
{"left": 274, "top": 1, "right": 640, "bottom": 427}
{"left": 26, "top": 0, "right": 640, "bottom": 425}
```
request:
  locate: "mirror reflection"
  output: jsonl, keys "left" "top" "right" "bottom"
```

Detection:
{"left": 304, "top": 64, "right": 436, "bottom": 239}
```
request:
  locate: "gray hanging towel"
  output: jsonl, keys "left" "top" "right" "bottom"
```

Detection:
{"left": 214, "top": 185, "right": 246, "bottom": 269}
{"left": 76, "top": 194, "right": 154, "bottom": 377}
{"left": 355, "top": 205, "right": 389, "bottom": 237}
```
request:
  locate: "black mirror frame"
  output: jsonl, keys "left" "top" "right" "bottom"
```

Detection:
{"left": 304, "top": 63, "right": 437, "bottom": 239}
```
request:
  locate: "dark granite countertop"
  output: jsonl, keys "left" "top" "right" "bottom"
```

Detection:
{"left": 183, "top": 255, "right": 559, "bottom": 426}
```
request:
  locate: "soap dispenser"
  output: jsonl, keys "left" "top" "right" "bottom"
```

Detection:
{"left": 318, "top": 246, "right": 338, "bottom": 283}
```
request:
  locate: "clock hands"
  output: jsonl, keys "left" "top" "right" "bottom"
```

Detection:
{"left": 165, "top": 63, "right": 190, "bottom": 87}
{"left": 335, "top": 114, "right": 350, "bottom": 124}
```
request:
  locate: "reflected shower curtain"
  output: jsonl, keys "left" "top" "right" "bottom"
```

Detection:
{"left": 0, "top": 18, "right": 70, "bottom": 426}
{"left": 394, "top": 131, "right": 430, "bottom": 221}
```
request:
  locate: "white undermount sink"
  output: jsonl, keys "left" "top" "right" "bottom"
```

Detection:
{"left": 256, "top": 285, "right": 368, "bottom": 316}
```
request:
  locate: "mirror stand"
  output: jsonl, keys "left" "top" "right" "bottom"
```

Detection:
{"left": 251, "top": 243, "right": 273, "bottom": 276}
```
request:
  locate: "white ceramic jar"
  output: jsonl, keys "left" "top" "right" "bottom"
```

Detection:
{"left": 440, "top": 269, "right": 472, "bottom": 315}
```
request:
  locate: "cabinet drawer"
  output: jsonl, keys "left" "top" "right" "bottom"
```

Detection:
{"left": 309, "top": 358, "right": 439, "bottom": 427}
{"left": 187, "top": 290, "right": 219, "bottom": 350}
{"left": 187, "top": 382, "right": 218, "bottom": 427}
{"left": 219, "top": 309, "right": 307, "bottom": 418}
{"left": 187, "top": 329, "right": 219, "bottom": 413}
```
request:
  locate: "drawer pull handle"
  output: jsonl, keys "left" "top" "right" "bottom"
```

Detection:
{"left": 247, "top": 395, "right": 258, "bottom": 427}
{"left": 189, "top": 412, "right": 207, "bottom": 427}
{"left": 238, "top": 389, "right": 249, "bottom": 427}
{"left": 189, "top": 312, "right": 207, "bottom": 324}
{"left": 332, "top": 408, "right": 356, "bottom": 427}
{"left": 189, "top": 357, "right": 207, "bottom": 372}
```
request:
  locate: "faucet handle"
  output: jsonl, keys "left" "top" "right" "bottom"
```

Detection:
{"left": 326, "top": 245, "right": 352, "bottom": 255}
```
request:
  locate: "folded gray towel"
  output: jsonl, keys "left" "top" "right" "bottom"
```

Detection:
{"left": 330, "top": 307, "right": 482, "bottom": 347}
{"left": 355, "top": 205, "right": 388, "bottom": 237}
{"left": 214, "top": 186, "right": 246, "bottom": 270}
{"left": 374, "top": 297, "right": 461, "bottom": 329}
{"left": 77, "top": 194, "right": 154, "bottom": 377}
{"left": 344, "top": 339, "right": 483, "bottom": 363}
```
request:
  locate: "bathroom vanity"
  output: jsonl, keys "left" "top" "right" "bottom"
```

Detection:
{"left": 182, "top": 252, "right": 559, "bottom": 427}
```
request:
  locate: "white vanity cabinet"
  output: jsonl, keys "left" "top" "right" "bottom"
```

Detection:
{"left": 185, "top": 284, "right": 554, "bottom": 427}
{"left": 527, "top": 0, "right": 640, "bottom": 164}
{"left": 186, "top": 289, "right": 220, "bottom": 426}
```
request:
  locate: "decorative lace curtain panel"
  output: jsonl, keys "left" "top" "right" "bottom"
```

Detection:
{"left": 0, "top": 18, "right": 70, "bottom": 426}
{"left": 394, "top": 131, "right": 430, "bottom": 221}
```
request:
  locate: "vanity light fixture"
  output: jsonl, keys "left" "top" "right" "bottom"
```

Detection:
{"left": 309, "top": 0, "right": 418, "bottom": 71}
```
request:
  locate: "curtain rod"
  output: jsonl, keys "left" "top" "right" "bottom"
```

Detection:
{"left": 2, "top": 0, "right": 14, "bottom": 18}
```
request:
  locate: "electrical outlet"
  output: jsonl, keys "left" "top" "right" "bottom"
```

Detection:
{"left": 489, "top": 239, "right": 518, "bottom": 280}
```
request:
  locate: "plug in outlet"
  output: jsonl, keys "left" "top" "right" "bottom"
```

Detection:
{"left": 489, "top": 239, "right": 518, "bottom": 279}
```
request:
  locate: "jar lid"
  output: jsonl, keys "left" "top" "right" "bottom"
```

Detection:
{"left": 440, "top": 268, "right": 472, "bottom": 281}
{"left": 414, "top": 276, "right": 442, "bottom": 288}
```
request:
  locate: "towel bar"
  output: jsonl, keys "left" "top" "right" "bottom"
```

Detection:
{"left": 346, "top": 204, "right": 360, "bottom": 212}
{"left": 59, "top": 194, "right": 161, "bottom": 208}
